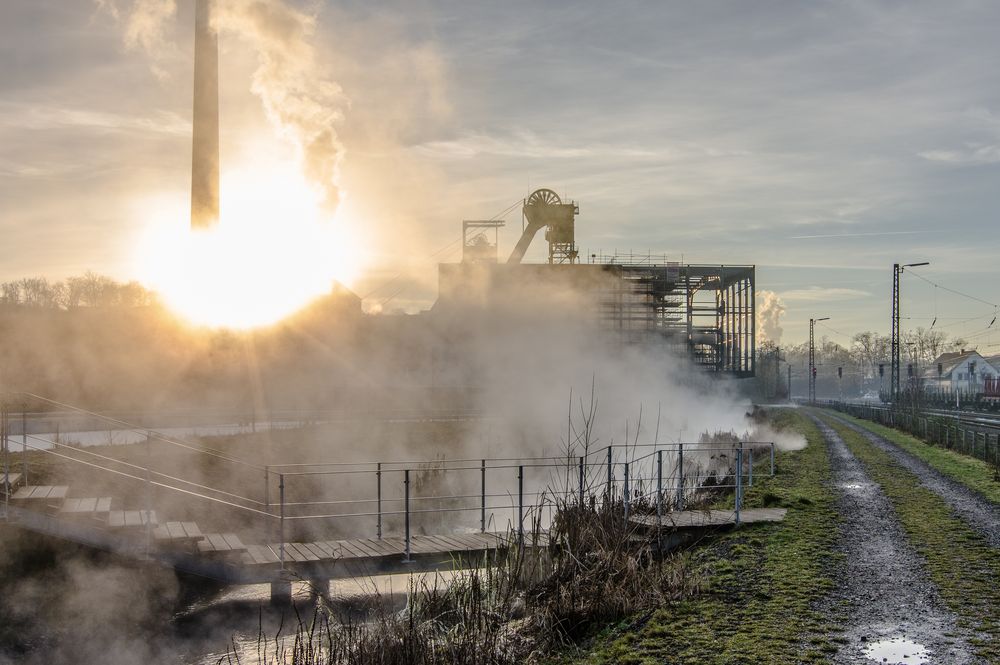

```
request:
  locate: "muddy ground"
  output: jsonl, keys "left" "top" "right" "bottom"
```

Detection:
{"left": 812, "top": 416, "right": 978, "bottom": 664}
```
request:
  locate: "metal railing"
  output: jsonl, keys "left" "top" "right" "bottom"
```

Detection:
{"left": 823, "top": 400, "right": 1000, "bottom": 468}
{"left": 2, "top": 398, "right": 777, "bottom": 572}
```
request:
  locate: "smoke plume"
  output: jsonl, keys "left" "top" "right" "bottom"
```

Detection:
{"left": 96, "top": 0, "right": 179, "bottom": 79}
{"left": 213, "top": 0, "right": 347, "bottom": 212}
{"left": 97, "top": 0, "right": 347, "bottom": 212}
{"left": 756, "top": 289, "right": 786, "bottom": 345}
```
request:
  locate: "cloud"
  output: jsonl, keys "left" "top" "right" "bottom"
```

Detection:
{"left": 0, "top": 102, "right": 189, "bottom": 136}
{"left": 777, "top": 287, "right": 871, "bottom": 302}
{"left": 918, "top": 144, "right": 1000, "bottom": 165}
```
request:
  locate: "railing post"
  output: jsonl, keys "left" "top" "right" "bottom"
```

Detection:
{"left": 21, "top": 406, "right": 27, "bottom": 485}
{"left": 279, "top": 473, "right": 286, "bottom": 569}
{"left": 623, "top": 461, "right": 630, "bottom": 520}
{"left": 676, "top": 443, "right": 684, "bottom": 511}
{"left": 606, "top": 446, "right": 613, "bottom": 500}
{"left": 263, "top": 465, "right": 270, "bottom": 510}
{"left": 748, "top": 449, "right": 754, "bottom": 486}
{"left": 735, "top": 446, "right": 743, "bottom": 526}
{"left": 480, "top": 459, "right": 486, "bottom": 533}
{"left": 377, "top": 462, "right": 383, "bottom": 539}
{"left": 404, "top": 469, "right": 411, "bottom": 562}
{"left": 3, "top": 408, "right": 9, "bottom": 521}
{"left": 517, "top": 465, "right": 524, "bottom": 549}
{"left": 770, "top": 442, "right": 775, "bottom": 476}
{"left": 656, "top": 450, "right": 663, "bottom": 528}
{"left": 578, "top": 456, "right": 584, "bottom": 506}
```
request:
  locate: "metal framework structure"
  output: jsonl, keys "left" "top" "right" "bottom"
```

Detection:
{"left": 593, "top": 258, "right": 756, "bottom": 376}
{"left": 462, "top": 220, "right": 504, "bottom": 263}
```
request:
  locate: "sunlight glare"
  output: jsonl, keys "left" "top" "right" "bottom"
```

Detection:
{"left": 135, "top": 160, "right": 363, "bottom": 329}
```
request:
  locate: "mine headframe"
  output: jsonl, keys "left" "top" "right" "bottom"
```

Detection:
{"left": 507, "top": 188, "right": 579, "bottom": 265}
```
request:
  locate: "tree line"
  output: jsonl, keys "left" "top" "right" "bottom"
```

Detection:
{"left": 757, "top": 327, "right": 968, "bottom": 398}
{"left": 0, "top": 273, "right": 156, "bottom": 309}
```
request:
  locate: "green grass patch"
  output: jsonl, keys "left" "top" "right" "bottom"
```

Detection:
{"left": 823, "top": 415, "right": 1000, "bottom": 662}
{"left": 571, "top": 408, "right": 841, "bottom": 664}
{"left": 830, "top": 410, "right": 1000, "bottom": 505}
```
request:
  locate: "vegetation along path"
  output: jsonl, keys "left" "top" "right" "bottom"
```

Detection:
{"left": 824, "top": 411, "right": 1000, "bottom": 546}
{"left": 810, "top": 415, "right": 976, "bottom": 664}
{"left": 824, "top": 412, "right": 1000, "bottom": 662}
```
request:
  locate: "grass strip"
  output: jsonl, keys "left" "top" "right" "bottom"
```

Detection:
{"left": 574, "top": 409, "right": 841, "bottom": 664}
{"left": 824, "top": 415, "right": 1000, "bottom": 661}
{"left": 830, "top": 411, "right": 1000, "bottom": 505}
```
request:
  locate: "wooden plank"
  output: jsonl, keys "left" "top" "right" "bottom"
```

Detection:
{"left": 292, "top": 543, "right": 319, "bottom": 561}
{"left": 107, "top": 511, "right": 125, "bottom": 528}
{"left": 29, "top": 486, "right": 52, "bottom": 499}
{"left": 309, "top": 541, "right": 336, "bottom": 558}
{"left": 347, "top": 539, "right": 384, "bottom": 558}
{"left": 152, "top": 525, "right": 171, "bottom": 540}
{"left": 320, "top": 540, "right": 350, "bottom": 559}
{"left": 221, "top": 533, "right": 246, "bottom": 551}
{"left": 284, "top": 543, "right": 308, "bottom": 563}
{"left": 334, "top": 539, "right": 370, "bottom": 560}
{"left": 95, "top": 497, "right": 112, "bottom": 512}
{"left": 359, "top": 538, "right": 401, "bottom": 557}
{"left": 76, "top": 498, "right": 97, "bottom": 512}
{"left": 60, "top": 498, "right": 81, "bottom": 513}
{"left": 206, "top": 533, "right": 230, "bottom": 551}
{"left": 434, "top": 535, "right": 477, "bottom": 552}
{"left": 302, "top": 542, "right": 330, "bottom": 560}
{"left": 10, "top": 487, "right": 34, "bottom": 500}
{"left": 166, "top": 522, "right": 186, "bottom": 539}
{"left": 181, "top": 522, "right": 203, "bottom": 538}
{"left": 247, "top": 544, "right": 279, "bottom": 565}
{"left": 49, "top": 486, "right": 69, "bottom": 500}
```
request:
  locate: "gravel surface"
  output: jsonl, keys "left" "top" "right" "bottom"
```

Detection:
{"left": 826, "top": 412, "right": 1000, "bottom": 547}
{"left": 811, "top": 416, "right": 977, "bottom": 664}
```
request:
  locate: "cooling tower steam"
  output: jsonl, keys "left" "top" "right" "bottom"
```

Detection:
{"left": 756, "top": 289, "right": 786, "bottom": 345}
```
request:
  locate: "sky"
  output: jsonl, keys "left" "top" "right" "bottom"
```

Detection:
{"left": 1, "top": 0, "right": 999, "bottom": 346}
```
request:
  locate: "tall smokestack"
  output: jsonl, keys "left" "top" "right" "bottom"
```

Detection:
{"left": 191, "top": 0, "right": 220, "bottom": 229}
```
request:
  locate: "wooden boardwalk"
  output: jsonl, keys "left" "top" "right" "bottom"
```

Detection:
{"left": 4, "top": 478, "right": 780, "bottom": 590}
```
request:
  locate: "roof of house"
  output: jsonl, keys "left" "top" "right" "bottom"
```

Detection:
{"left": 926, "top": 350, "right": 999, "bottom": 378}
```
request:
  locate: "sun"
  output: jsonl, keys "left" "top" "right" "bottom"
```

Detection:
{"left": 134, "top": 159, "right": 364, "bottom": 329}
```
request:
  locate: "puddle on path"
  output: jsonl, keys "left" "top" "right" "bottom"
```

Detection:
{"left": 864, "top": 637, "right": 929, "bottom": 663}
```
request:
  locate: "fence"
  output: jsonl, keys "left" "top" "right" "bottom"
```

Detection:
{"left": 2, "top": 396, "right": 776, "bottom": 572}
{"left": 825, "top": 401, "right": 1000, "bottom": 468}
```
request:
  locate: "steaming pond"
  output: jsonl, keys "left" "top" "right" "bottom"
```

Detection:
{"left": 178, "top": 572, "right": 457, "bottom": 664}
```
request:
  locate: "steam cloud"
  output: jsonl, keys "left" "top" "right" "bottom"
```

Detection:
{"left": 755, "top": 289, "right": 786, "bottom": 345}
{"left": 97, "top": 0, "right": 347, "bottom": 211}
{"left": 214, "top": 0, "right": 347, "bottom": 212}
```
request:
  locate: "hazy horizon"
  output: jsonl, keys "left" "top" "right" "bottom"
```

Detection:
{"left": 2, "top": 0, "right": 998, "bottom": 346}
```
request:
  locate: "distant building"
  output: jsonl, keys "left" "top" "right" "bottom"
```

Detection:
{"left": 924, "top": 349, "right": 1000, "bottom": 391}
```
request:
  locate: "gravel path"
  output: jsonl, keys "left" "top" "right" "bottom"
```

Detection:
{"left": 811, "top": 416, "right": 977, "bottom": 664}
{"left": 825, "top": 412, "right": 1000, "bottom": 547}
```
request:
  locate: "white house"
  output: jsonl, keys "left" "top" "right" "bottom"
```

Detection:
{"left": 924, "top": 350, "right": 1000, "bottom": 391}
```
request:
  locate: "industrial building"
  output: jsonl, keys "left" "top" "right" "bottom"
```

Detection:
{"left": 436, "top": 189, "right": 756, "bottom": 377}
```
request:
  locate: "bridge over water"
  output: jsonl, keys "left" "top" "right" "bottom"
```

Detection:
{"left": 1, "top": 396, "right": 780, "bottom": 602}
